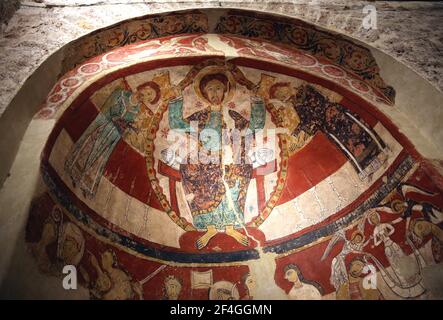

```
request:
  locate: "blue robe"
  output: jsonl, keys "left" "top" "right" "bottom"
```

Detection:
{"left": 65, "top": 88, "right": 140, "bottom": 198}
{"left": 168, "top": 96, "right": 265, "bottom": 230}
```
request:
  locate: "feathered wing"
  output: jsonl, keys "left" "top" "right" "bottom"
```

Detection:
{"left": 321, "top": 229, "right": 345, "bottom": 261}
{"left": 153, "top": 71, "right": 174, "bottom": 102}
{"left": 399, "top": 183, "right": 437, "bottom": 198}
{"left": 356, "top": 214, "right": 368, "bottom": 234}
{"left": 373, "top": 205, "right": 396, "bottom": 214}
{"left": 256, "top": 73, "right": 276, "bottom": 99}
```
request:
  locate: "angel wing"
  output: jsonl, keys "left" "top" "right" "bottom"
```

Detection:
{"left": 398, "top": 183, "right": 437, "bottom": 198}
{"left": 320, "top": 229, "right": 346, "bottom": 261}
{"left": 152, "top": 72, "right": 174, "bottom": 102}
{"left": 256, "top": 73, "right": 276, "bottom": 99}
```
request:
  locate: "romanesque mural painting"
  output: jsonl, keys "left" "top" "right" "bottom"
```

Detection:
{"left": 25, "top": 29, "right": 443, "bottom": 300}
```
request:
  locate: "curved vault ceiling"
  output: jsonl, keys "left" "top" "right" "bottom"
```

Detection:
{"left": 25, "top": 10, "right": 443, "bottom": 300}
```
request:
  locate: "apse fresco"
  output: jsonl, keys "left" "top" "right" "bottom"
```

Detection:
{"left": 25, "top": 21, "right": 442, "bottom": 300}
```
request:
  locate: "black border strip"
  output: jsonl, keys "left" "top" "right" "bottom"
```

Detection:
{"left": 41, "top": 155, "right": 413, "bottom": 264}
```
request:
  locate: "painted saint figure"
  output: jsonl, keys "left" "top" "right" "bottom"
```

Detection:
{"left": 367, "top": 210, "right": 426, "bottom": 297}
{"left": 284, "top": 264, "right": 322, "bottom": 300}
{"left": 266, "top": 80, "right": 310, "bottom": 155}
{"left": 336, "top": 257, "right": 384, "bottom": 300}
{"left": 163, "top": 275, "right": 182, "bottom": 300}
{"left": 378, "top": 183, "right": 443, "bottom": 263}
{"left": 268, "top": 83, "right": 388, "bottom": 179}
{"left": 64, "top": 81, "right": 160, "bottom": 198}
{"left": 321, "top": 229, "right": 371, "bottom": 293}
{"left": 168, "top": 68, "right": 265, "bottom": 249}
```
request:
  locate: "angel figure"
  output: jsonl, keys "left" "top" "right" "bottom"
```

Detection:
{"left": 64, "top": 77, "right": 161, "bottom": 199}
{"left": 365, "top": 210, "right": 426, "bottom": 297}
{"left": 367, "top": 183, "right": 442, "bottom": 264}
{"left": 398, "top": 182, "right": 443, "bottom": 263}
{"left": 321, "top": 229, "right": 371, "bottom": 294}
{"left": 264, "top": 81, "right": 388, "bottom": 179}
{"left": 392, "top": 184, "right": 443, "bottom": 232}
{"left": 125, "top": 72, "right": 175, "bottom": 154}
{"left": 293, "top": 84, "right": 388, "bottom": 180}
{"left": 257, "top": 74, "right": 311, "bottom": 155}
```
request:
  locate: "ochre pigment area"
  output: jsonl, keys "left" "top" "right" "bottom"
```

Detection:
{"left": 25, "top": 31, "right": 443, "bottom": 300}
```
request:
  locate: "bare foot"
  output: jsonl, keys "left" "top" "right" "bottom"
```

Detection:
{"left": 196, "top": 225, "right": 217, "bottom": 250}
{"left": 226, "top": 225, "right": 250, "bottom": 246}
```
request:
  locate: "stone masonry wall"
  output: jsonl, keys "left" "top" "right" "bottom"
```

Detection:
{"left": 0, "top": 1, "right": 442, "bottom": 115}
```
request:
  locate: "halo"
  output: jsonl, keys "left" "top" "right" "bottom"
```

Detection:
{"left": 257, "top": 73, "right": 276, "bottom": 99}
{"left": 367, "top": 210, "right": 380, "bottom": 225}
{"left": 193, "top": 65, "right": 236, "bottom": 104}
{"left": 351, "top": 230, "right": 364, "bottom": 242}
{"left": 391, "top": 199, "right": 406, "bottom": 214}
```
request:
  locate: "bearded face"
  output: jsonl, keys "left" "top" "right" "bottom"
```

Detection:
{"left": 203, "top": 79, "right": 226, "bottom": 105}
